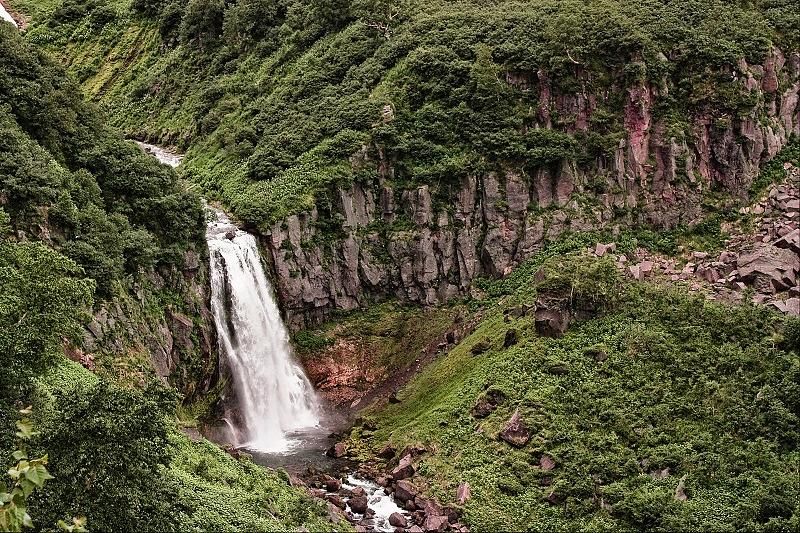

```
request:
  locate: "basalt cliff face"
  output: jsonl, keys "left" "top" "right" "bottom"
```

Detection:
{"left": 264, "top": 49, "right": 800, "bottom": 329}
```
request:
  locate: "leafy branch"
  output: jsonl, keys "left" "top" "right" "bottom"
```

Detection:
{"left": 0, "top": 408, "right": 87, "bottom": 533}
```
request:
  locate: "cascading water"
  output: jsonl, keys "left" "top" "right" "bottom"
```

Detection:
{"left": 207, "top": 210, "right": 320, "bottom": 453}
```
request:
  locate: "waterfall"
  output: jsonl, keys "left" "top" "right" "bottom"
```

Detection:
{"left": 0, "top": 3, "right": 17, "bottom": 27}
{"left": 207, "top": 210, "right": 319, "bottom": 453}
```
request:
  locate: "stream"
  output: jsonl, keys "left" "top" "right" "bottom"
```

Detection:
{"left": 135, "top": 141, "right": 413, "bottom": 532}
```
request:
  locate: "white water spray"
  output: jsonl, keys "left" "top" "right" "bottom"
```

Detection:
{"left": 207, "top": 210, "right": 319, "bottom": 453}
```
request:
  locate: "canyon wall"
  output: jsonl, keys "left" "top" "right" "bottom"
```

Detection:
{"left": 265, "top": 49, "right": 800, "bottom": 329}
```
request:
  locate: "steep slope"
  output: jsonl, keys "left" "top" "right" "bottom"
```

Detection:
{"left": 342, "top": 249, "right": 799, "bottom": 531}
{"left": 17, "top": 0, "right": 799, "bottom": 327}
{"left": 0, "top": 24, "right": 342, "bottom": 532}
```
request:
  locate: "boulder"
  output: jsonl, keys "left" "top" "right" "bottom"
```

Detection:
{"left": 539, "top": 455, "right": 556, "bottom": 471}
{"left": 378, "top": 444, "right": 397, "bottom": 459}
{"left": 594, "top": 243, "right": 616, "bottom": 257}
{"left": 389, "top": 512, "right": 408, "bottom": 528}
{"left": 499, "top": 408, "right": 531, "bottom": 447}
{"left": 348, "top": 495, "right": 369, "bottom": 514}
{"left": 326, "top": 494, "right": 346, "bottom": 509}
{"left": 327, "top": 502, "right": 348, "bottom": 523}
{"left": 456, "top": 482, "right": 471, "bottom": 505}
{"left": 423, "top": 514, "right": 449, "bottom": 532}
{"left": 534, "top": 306, "right": 570, "bottom": 338}
{"left": 737, "top": 246, "right": 798, "bottom": 293}
{"left": 394, "top": 479, "right": 418, "bottom": 502}
{"left": 326, "top": 442, "right": 348, "bottom": 458}
{"left": 773, "top": 228, "right": 800, "bottom": 255}
{"left": 323, "top": 475, "right": 341, "bottom": 492}
{"left": 391, "top": 454, "right": 415, "bottom": 480}
{"left": 408, "top": 526, "right": 424, "bottom": 533}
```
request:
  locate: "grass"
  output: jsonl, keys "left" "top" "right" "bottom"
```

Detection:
{"left": 354, "top": 253, "right": 799, "bottom": 531}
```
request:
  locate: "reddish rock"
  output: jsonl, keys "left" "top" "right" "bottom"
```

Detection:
{"left": 539, "top": 455, "right": 556, "bottom": 471}
{"left": 737, "top": 246, "right": 798, "bottom": 292}
{"left": 326, "top": 442, "right": 348, "bottom": 458}
{"left": 323, "top": 475, "right": 341, "bottom": 492}
{"left": 348, "top": 494, "right": 369, "bottom": 514}
{"left": 471, "top": 389, "right": 506, "bottom": 418}
{"left": 423, "top": 514, "right": 449, "bottom": 532}
{"left": 378, "top": 444, "right": 397, "bottom": 459}
{"left": 408, "top": 526, "right": 424, "bottom": 533}
{"left": 534, "top": 307, "right": 570, "bottom": 338}
{"left": 456, "top": 482, "right": 471, "bottom": 505}
{"left": 594, "top": 242, "right": 616, "bottom": 257}
{"left": 326, "top": 494, "right": 346, "bottom": 509}
{"left": 394, "top": 479, "right": 419, "bottom": 502}
{"left": 499, "top": 408, "right": 531, "bottom": 447}
{"left": 389, "top": 512, "right": 408, "bottom": 528}
{"left": 391, "top": 454, "right": 415, "bottom": 480}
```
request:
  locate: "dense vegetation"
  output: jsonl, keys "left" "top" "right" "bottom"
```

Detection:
{"left": 20, "top": 0, "right": 799, "bottom": 230}
{"left": 351, "top": 250, "right": 800, "bottom": 531}
{"left": 0, "top": 25, "right": 343, "bottom": 532}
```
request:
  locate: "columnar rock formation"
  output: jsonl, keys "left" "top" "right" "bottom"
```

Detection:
{"left": 265, "top": 50, "right": 800, "bottom": 329}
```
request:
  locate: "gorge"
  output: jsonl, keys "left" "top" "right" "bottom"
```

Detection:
{"left": 1, "top": 1, "right": 798, "bottom": 532}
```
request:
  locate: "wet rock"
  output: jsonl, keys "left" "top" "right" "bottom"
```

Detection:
{"left": 326, "top": 494, "right": 346, "bottom": 509}
{"left": 389, "top": 512, "right": 408, "bottom": 528}
{"left": 503, "top": 328, "right": 519, "bottom": 348}
{"left": 391, "top": 454, "right": 415, "bottom": 480}
{"left": 499, "top": 408, "right": 531, "bottom": 447}
{"left": 351, "top": 486, "right": 367, "bottom": 498}
{"left": 326, "top": 442, "right": 348, "bottom": 458}
{"left": 348, "top": 495, "right": 369, "bottom": 514}
{"left": 394, "top": 479, "right": 418, "bottom": 502}
{"left": 456, "top": 482, "right": 471, "bottom": 505}
{"left": 323, "top": 475, "right": 341, "bottom": 492}
{"left": 225, "top": 230, "right": 236, "bottom": 240}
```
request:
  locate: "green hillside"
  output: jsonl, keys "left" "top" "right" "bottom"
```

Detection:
{"left": 19, "top": 0, "right": 800, "bottom": 229}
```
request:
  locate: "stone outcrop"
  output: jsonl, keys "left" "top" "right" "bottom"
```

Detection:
{"left": 499, "top": 408, "right": 532, "bottom": 447}
{"left": 79, "top": 249, "right": 217, "bottom": 397}
{"left": 263, "top": 49, "right": 800, "bottom": 329}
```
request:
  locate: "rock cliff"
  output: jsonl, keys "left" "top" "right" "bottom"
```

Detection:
{"left": 264, "top": 50, "right": 800, "bottom": 329}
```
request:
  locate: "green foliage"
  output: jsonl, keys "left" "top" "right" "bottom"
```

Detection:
{"left": 23, "top": 0, "right": 795, "bottom": 228}
{"left": 749, "top": 137, "right": 800, "bottom": 198}
{"left": 0, "top": 25, "right": 205, "bottom": 298}
{"left": 361, "top": 256, "right": 799, "bottom": 531}
{"left": 0, "top": 241, "right": 94, "bottom": 399}
{"left": 0, "top": 409, "right": 55, "bottom": 533}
